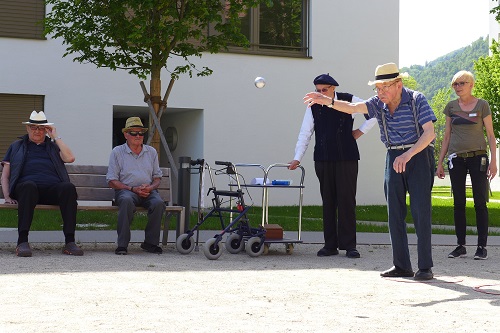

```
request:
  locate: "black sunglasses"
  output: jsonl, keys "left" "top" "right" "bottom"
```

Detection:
{"left": 128, "top": 131, "right": 146, "bottom": 137}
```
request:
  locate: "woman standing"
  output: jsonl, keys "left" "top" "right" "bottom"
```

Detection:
{"left": 436, "top": 70, "right": 497, "bottom": 260}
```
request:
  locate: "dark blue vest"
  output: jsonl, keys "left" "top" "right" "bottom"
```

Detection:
{"left": 311, "top": 92, "right": 360, "bottom": 161}
{"left": 4, "top": 134, "right": 70, "bottom": 195}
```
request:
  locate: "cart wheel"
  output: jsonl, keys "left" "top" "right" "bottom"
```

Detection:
{"left": 246, "top": 237, "right": 264, "bottom": 257}
{"left": 176, "top": 233, "right": 195, "bottom": 254}
{"left": 203, "top": 238, "right": 223, "bottom": 260}
{"left": 285, "top": 243, "right": 294, "bottom": 255}
{"left": 225, "top": 233, "right": 244, "bottom": 254}
{"left": 263, "top": 244, "right": 270, "bottom": 255}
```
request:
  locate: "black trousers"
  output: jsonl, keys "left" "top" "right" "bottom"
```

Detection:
{"left": 448, "top": 154, "right": 489, "bottom": 247}
{"left": 13, "top": 181, "right": 78, "bottom": 243}
{"left": 314, "top": 160, "right": 358, "bottom": 250}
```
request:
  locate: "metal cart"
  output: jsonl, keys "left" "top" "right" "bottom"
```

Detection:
{"left": 239, "top": 163, "right": 305, "bottom": 254}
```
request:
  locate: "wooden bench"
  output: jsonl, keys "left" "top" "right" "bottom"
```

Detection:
{"left": 0, "top": 164, "right": 184, "bottom": 245}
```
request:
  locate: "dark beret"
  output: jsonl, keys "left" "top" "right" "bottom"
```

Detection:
{"left": 313, "top": 73, "right": 339, "bottom": 86}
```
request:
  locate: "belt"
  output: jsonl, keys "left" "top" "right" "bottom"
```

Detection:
{"left": 387, "top": 143, "right": 434, "bottom": 150}
{"left": 456, "top": 150, "right": 487, "bottom": 158}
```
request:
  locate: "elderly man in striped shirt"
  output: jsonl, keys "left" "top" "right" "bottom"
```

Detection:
{"left": 303, "top": 62, "right": 436, "bottom": 281}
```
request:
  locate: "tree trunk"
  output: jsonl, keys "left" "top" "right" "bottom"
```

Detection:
{"left": 149, "top": 74, "right": 162, "bottom": 156}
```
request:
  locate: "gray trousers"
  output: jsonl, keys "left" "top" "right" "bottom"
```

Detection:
{"left": 115, "top": 189, "right": 165, "bottom": 248}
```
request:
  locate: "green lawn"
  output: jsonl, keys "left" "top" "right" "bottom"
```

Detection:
{"left": 0, "top": 186, "right": 498, "bottom": 236}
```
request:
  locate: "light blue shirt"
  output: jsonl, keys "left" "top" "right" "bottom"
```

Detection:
{"left": 106, "top": 143, "right": 162, "bottom": 187}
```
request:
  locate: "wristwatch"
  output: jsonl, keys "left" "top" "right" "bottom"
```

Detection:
{"left": 327, "top": 98, "right": 335, "bottom": 108}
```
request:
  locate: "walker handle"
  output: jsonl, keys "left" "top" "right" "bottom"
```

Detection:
{"left": 215, "top": 161, "right": 233, "bottom": 166}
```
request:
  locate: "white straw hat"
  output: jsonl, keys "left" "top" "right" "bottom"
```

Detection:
{"left": 22, "top": 111, "right": 54, "bottom": 125}
{"left": 368, "top": 62, "right": 409, "bottom": 86}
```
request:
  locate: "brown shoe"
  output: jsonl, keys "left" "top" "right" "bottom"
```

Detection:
{"left": 63, "top": 242, "right": 84, "bottom": 256}
{"left": 16, "top": 242, "right": 32, "bottom": 257}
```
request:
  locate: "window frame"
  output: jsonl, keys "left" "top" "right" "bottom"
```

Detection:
{"left": 0, "top": 94, "right": 45, "bottom": 158}
{"left": 227, "top": 0, "right": 310, "bottom": 58}
{"left": 0, "top": 0, "right": 46, "bottom": 40}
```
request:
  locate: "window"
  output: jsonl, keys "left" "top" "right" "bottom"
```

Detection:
{"left": 0, "top": 94, "right": 45, "bottom": 157}
{"left": 230, "top": 0, "right": 309, "bottom": 57}
{"left": 0, "top": 0, "right": 45, "bottom": 40}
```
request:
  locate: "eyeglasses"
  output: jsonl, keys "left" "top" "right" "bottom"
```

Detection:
{"left": 373, "top": 81, "right": 398, "bottom": 93}
{"left": 128, "top": 131, "right": 146, "bottom": 137}
{"left": 315, "top": 85, "right": 333, "bottom": 93}
{"left": 28, "top": 125, "right": 46, "bottom": 131}
{"left": 452, "top": 81, "right": 468, "bottom": 88}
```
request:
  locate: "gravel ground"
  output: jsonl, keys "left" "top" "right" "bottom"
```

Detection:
{"left": 0, "top": 242, "right": 499, "bottom": 333}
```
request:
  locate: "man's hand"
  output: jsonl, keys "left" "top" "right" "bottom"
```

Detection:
{"left": 135, "top": 184, "right": 151, "bottom": 198}
{"left": 303, "top": 92, "right": 332, "bottom": 107}
{"left": 393, "top": 152, "right": 412, "bottom": 173}
{"left": 288, "top": 160, "right": 300, "bottom": 170}
{"left": 352, "top": 129, "right": 363, "bottom": 140}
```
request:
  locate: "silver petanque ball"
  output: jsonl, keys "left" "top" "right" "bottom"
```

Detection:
{"left": 254, "top": 77, "right": 266, "bottom": 88}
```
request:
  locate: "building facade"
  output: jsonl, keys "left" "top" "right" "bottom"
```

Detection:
{"left": 0, "top": 0, "right": 399, "bottom": 207}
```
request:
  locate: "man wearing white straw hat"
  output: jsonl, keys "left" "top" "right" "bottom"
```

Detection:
{"left": 303, "top": 63, "right": 436, "bottom": 281}
{"left": 1, "top": 111, "right": 83, "bottom": 257}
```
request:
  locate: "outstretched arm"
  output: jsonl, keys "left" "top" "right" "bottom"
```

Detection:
{"left": 303, "top": 92, "right": 368, "bottom": 114}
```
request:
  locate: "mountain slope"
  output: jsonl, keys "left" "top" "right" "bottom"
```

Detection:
{"left": 401, "top": 37, "right": 489, "bottom": 100}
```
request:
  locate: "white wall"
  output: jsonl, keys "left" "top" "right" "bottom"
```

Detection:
{"left": 0, "top": 0, "right": 399, "bottom": 207}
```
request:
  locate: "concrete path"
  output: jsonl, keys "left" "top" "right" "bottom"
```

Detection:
{"left": 1, "top": 241, "right": 499, "bottom": 333}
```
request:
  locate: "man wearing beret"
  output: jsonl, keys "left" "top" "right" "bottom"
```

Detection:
{"left": 289, "top": 73, "right": 376, "bottom": 259}
{"left": 304, "top": 63, "right": 436, "bottom": 280}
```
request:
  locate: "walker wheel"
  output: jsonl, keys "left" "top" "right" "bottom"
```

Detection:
{"left": 246, "top": 237, "right": 264, "bottom": 257}
{"left": 203, "top": 237, "right": 223, "bottom": 260}
{"left": 176, "top": 233, "right": 195, "bottom": 254}
{"left": 285, "top": 243, "right": 294, "bottom": 255}
{"left": 225, "top": 233, "right": 244, "bottom": 254}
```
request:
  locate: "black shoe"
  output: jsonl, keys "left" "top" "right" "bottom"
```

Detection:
{"left": 16, "top": 242, "right": 32, "bottom": 257}
{"left": 115, "top": 247, "right": 128, "bottom": 255}
{"left": 414, "top": 268, "right": 434, "bottom": 281}
{"left": 380, "top": 266, "right": 414, "bottom": 278}
{"left": 448, "top": 245, "right": 467, "bottom": 258}
{"left": 474, "top": 246, "right": 488, "bottom": 260}
{"left": 346, "top": 248, "right": 360, "bottom": 258}
{"left": 140, "top": 242, "right": 163, "bottom": 254}
{"left": 317, "top": 247, "right": 339, "bottom": 257}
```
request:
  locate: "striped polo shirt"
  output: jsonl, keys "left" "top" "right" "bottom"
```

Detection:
{"left": 365, "top": 87, "right": 436, "bottom": 147}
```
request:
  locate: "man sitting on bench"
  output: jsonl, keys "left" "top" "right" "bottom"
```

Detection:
{"left": 106, "top": 117, "right": 164, "bottom": 255}
{"left": 1, "top": 111, "right": 83, "bottom": 257}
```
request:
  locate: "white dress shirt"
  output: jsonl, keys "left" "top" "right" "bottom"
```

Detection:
{"left": 293, "top": 92, "right": 377, "bottom": 161}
